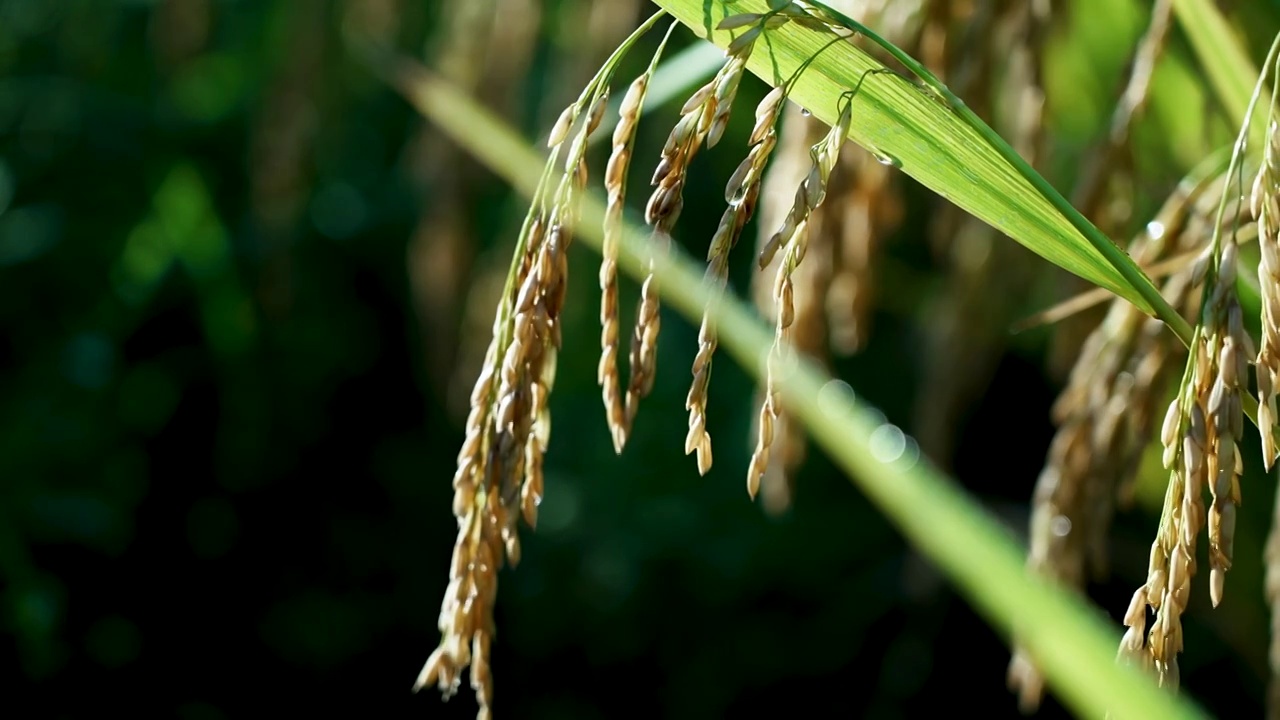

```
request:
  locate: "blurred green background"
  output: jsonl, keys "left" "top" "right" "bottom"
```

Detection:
{"left": 1, "top": 0, "right": 1275, "bottom": 717}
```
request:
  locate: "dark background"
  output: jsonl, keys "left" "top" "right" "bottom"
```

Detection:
{"left": 1, "top": 0, "right": 1274, "bottom": 717}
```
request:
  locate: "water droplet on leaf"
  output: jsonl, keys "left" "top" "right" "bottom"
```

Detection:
{"left": 870, "top": 149, "right": 901, "bottom": 168}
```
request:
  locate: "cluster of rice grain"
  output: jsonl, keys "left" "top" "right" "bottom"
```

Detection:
{"left": 414, "top": 88, "right": 603, "bottom": 714}
{"left": 747, "top": 94, "right": 852, "bottom": 500}
{"left": 418, "top": 6, "right": 851, "bottom": 716}
{"left": 411, "top": 8, "right": 676, "bottom": 709}
{"left": 1116, "top": 168, "right": 1253, "bottom": 690}
{"left": 747, "top": 0, "right": 917, "bottom": 511}
{"left": 1255, "top": 104, "right": 1280, "bottom": 717}
{"left": 599, "top": 23, "right": 678, "bottom": 453}
{"left": 676, "top": 14, "right": 773, "bottom": 476}
{"left": 601, "top": 10, "right": 829, "bottom": 473}
{"left": 1008, "top": 166, "right": 1237, "bottom": 709}
{"left": 628, "top": 2, "right": 842, "bottom": 480}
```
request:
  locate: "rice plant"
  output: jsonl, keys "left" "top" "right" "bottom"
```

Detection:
{"left": 377, "top": 1, "right": 1280, "bottom": 717}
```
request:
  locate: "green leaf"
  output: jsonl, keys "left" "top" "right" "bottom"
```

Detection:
{"left": 387, "top": 56, "right": 1208, "bottom": 720}
{"left": 652, "top": 0, "right": 1165, "bottom": 316}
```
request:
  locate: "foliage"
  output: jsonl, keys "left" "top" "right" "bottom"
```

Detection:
{"left": 5, "top": 1, "right": 1280, "bottom": 718}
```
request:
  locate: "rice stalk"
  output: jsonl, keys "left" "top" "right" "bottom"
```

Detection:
{"left": 1115, "top": 46, "right": 1278, "bottom": 683}
{"left": 747, "top": 93, "right": 852, "bottom": 500}
{"left": 599, "top": 22, "right": 679, "bottom": 453}
{"left": 676, "top": 3, "right": 834, "bottom": 475}
{"left": 1253, "top": 40, "right": 1280, "bottom": 720}
{"left": 673, "top": 15, "right": 769, "bottom": 475}
{"left": 745, "top": 0, "right": 918, "bottom": 511}
{"left": 412, "top": 14, "right": 671, "bottom": 717}
{"left": 1008, "top": 161, "right": 1232, "bottom": 710}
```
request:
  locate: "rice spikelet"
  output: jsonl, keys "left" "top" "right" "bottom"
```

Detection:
{"left": 1007, "top": 163, "right": 1229, "bottom": 709}
{"left": 749, "top": 105, "right": 834, "bottom": 513}
{"left": 1118, "top": 176, "right": 1251, "bottom": 690}
{"left": 415, "top": 13, "right": 672, "bottom": 716}
{"left": 599, "top": 22, "right": 678, "bottom": 453}
{"left": 746, "top": 96, "right": 852, "bottom": 499}
{"left": 1253, "top": 117, "right": 1280, "bottom": 468}
{"left": 670, "top": 16, "right": 768, "bottom": 475}
{"left": 1253, "top": 75, "right": 1280, "bottom": 719}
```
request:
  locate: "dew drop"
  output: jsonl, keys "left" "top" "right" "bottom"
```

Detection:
{"left": 871, "top": 149, "right": 901, "bottom": 168}
{"left": 799, "top": 107, "right": 812, "bottom": 117}
{"left": 1146, "top": 220, "right": 1166, "bottom": 240}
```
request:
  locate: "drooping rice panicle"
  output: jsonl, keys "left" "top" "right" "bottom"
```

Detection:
{"left": 1119, "top": 268, "right": 1249, "bottom": 690}
{"left": 1008, "top": 163, "right": 1230, "bottom": 708}
{"left": 676, "top": 6, "right": 833, "bottom": 475}
{"left": 599, "top": 22, "right": 678, "bottom": 454}
{"left": 742, "top": 1, "right": 921, "bottom": 512}
{"left": 750, "top": 104, "right": 833, "bottom": 513}
{"left": 746, "top": 95, "right": 852, "bottom": 499}
{"left": 1252, "top": 46, "right": 1280, "bottom": 720}
{"left": 1116, "top": 79, "right": 1264, "bottom": 687}
{"left": 670, "top": 15, "right": 779, "bottom": 475}
{"left": 415, "top": 13, "right": 670, "bottom": 717}
{"left": 1253, "top": 115, "right": 1280, "bottom": 469}
{"left": 686, "top": 89, "right": 791, "bottom": 478}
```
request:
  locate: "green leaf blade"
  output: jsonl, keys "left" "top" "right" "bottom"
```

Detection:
{"left": 656, "top": 0, "right": 1158, "bottom": 313}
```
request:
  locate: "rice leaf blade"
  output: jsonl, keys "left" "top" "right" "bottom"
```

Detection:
{"left": 655, "top": 0, "right": 1161, "bottom": 314}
